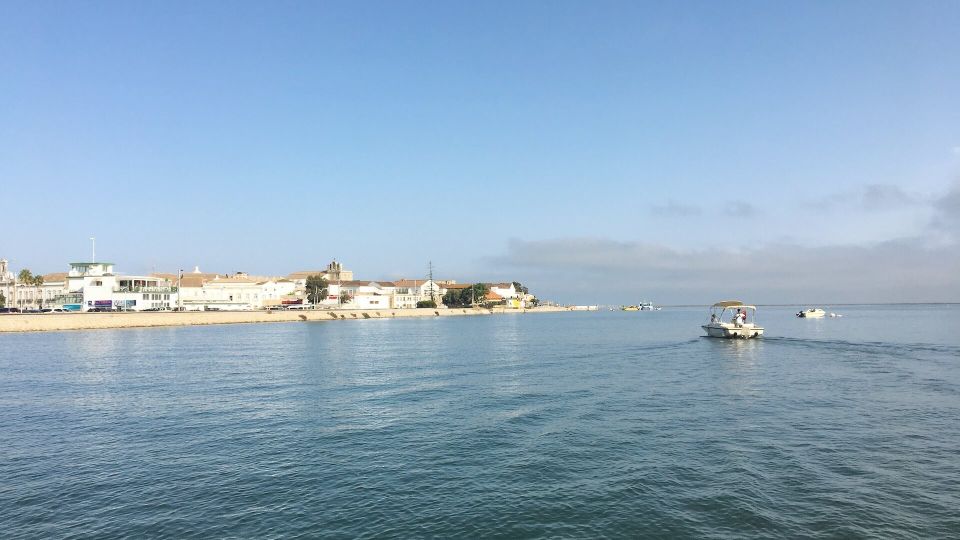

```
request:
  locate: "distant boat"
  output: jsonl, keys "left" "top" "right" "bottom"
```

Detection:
{"left": 622, "top": 305, "right": 640, "bottom": 311}
{"left": 639, "top": 302, "right": 654, "bottom": 311}
{"left": 702, "top": 300, "right": 764, "bottom": 339}
{"left": 797, "top": 308, "right": 826, "bottom": 318}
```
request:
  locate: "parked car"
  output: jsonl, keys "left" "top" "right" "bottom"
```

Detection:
{"left": 0, "top": 307, "right": 23, "bottom": 313}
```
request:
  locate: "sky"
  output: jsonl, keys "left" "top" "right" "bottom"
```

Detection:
{"left": 1, "top": 1, "right": 959, "bottom": 304}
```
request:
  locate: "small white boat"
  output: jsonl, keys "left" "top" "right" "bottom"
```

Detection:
{"left": 639, "top": 302, "right": 655, "bottom": 311}
{"left": 702, "top": 300, "right": 764, "bottom": 339}
{"left": 796, "top": 308, "right": 826, "bottom": 318}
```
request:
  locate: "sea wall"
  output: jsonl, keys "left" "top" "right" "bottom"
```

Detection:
{"left": 0, "top": 306, "right": 572, "bottom": 333}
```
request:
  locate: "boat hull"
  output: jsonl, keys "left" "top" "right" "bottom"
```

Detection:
{"left": 702, "top": 324, "right": 764, "bottom": 339}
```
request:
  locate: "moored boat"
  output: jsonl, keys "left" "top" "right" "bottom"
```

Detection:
{"left": 797, "top": 308, "right": 826, "bottom": 318}
{"left": 702, "top": 300, "right": 764, "bottom": 339}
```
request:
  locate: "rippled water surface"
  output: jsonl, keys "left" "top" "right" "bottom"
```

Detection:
{"left": 2, "top": 305, "right": 959, "bottom": 538}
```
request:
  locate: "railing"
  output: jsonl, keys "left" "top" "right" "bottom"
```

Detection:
{"left": 114, "top": 286, "right": 179, "bottom": 293}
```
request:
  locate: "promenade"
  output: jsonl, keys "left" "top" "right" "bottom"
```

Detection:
{"left": 0, "top": 306, "right": 571, "bottom": 333}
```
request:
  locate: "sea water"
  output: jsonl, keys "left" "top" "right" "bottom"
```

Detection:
{"left": 2, "top": 305, "right": 958, "bottom": 537}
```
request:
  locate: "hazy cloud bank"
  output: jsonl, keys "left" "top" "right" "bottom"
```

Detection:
{"left": 805, "top": 183, "right": 925, "bottom": 214}
{"left": 491, "top": 183, "right": 960, "bottom": 305}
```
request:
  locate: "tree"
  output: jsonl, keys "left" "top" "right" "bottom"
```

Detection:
{"left": 33, "top": 275, "right": 44, "bottom": 308}
{"left": 0, "top": 291, "right": 5, "bottom": 308}
{"left": 339, "top": 292, "right": 353, "bottom": 305}
{"left": 416, "top": 299, "right": 437, "bottom": 308}
{"left": 17, "top": 269, "right": 34, "bottom": 309}
{"left": 305, "top": 274, "right": 328, "bottom": 304}
{"left": 468, "top": 283, "right": 488, "bottom": 306}
{"left": 442, "top": 289, "right": 465, "bottom": 308}
{"left": 512, "top": 281, "right": 529, "bottom": 295}
{"left": 441, "top": 284, "right": 488, "bottom": 308}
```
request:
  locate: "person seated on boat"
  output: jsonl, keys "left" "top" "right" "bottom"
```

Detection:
{"left": 710, "top": 313, "right": 717, "bottom": 324}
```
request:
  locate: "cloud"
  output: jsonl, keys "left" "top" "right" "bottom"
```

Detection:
{"left": 723, "top": 200, "right": 761, "bottom": 217}
{"left": 860, "top": 184, "right": 920, "bottom": 210}
{"left": 930, "top": 179, "right": 960, "bottom": 235}
{"left": 478, "top": 182, "right": 960, "bottom": 304}
{"left": 805, "top": 183, "right": 923, "bottom": 214}
{"left": 650, "top": 200, "right": 701, "bottom": 217}
{"left": 487, "top": 235, "right": 960, "bottom": 305}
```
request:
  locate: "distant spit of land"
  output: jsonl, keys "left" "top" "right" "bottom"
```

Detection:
{"left": 0, "top": 306, "right": 571, "bottom": 333}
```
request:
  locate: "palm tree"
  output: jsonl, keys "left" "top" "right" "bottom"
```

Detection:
{"left": 17, "top": 269, "right": 32, "bottom": 310}
{"left": 33, "top": 274, "right": 45, "bottom": 309}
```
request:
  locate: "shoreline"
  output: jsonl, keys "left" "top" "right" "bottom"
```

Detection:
{"left": 0, "top": 306, "right": 572, "bottom": 333}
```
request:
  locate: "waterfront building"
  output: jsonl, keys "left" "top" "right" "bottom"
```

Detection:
{"left": 488, "top": 282, "right": 524, "bottom": 308}
{"left": 0, "top": 259, "right": 13, "bottom": 307}
{"left": 331, "top": 280, "right": 396, "bottom": 308}
{"left": 62, "top": 262, "right": 179, "bottom": 311}
{"left": 166, "top": 270, "right": 297, "bottom": 311}
{"left": 392, "top": 279, "right": 445, "bottom": 308}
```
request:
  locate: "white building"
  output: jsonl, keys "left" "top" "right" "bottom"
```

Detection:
{"left": 487, "top": 282, "right": 526, "bottom": 308}
{"left": 63, "top": 262, "right": 178, "bottom": 311}
{"left": 171, "top": 271, "right": 297, "bottom": 311}
{"left": 0, "top": 260, "right": 72, "bottom": 310}
{"left": 392, "top": 279, "right": 445, "bottom": 308}
{"left": 332, "top": 280, "right": 396, "bottom": 309}
{"left": 0, "top": 259, "right": 13, "bottom": 307}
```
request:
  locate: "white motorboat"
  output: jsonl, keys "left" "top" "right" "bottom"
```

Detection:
{"left": 796, "top": 308, "right": 826, "bottom": 318}
{"left": 702, "top": 300, "right": 764, "bottom": 339}
{"left": 639, "top": 302, "right": 655, "bottom": 311}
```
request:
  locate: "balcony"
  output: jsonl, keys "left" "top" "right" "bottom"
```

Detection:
{"left": 114, "top": 286, "right": 179, "bottom": 294}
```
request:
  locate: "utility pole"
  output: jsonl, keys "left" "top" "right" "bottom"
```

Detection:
{"left": 177, "top": 269, "right": 183, "bottom": 311}
{"left": 428, "top": 261, "right": 435, "bottom": 304}
{"left": 90, "top": 236, "right": 96, "bottom": 263}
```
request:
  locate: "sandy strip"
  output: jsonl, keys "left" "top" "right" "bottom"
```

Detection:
{"left": 0, "top": 306, "right": 572, "bottom": 333}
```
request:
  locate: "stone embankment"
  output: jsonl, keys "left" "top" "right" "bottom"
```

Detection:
{"left": 0, "top": 306, "right": 572, "bottom": 333}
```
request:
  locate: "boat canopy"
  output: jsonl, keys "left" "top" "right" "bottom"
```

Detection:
{"left": 710, "top": 300, "right": 757, "bottom": 310}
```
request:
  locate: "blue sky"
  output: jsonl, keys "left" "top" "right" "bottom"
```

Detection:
{"left": 2, "top": 1, "right": 958, "bottom": 303}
